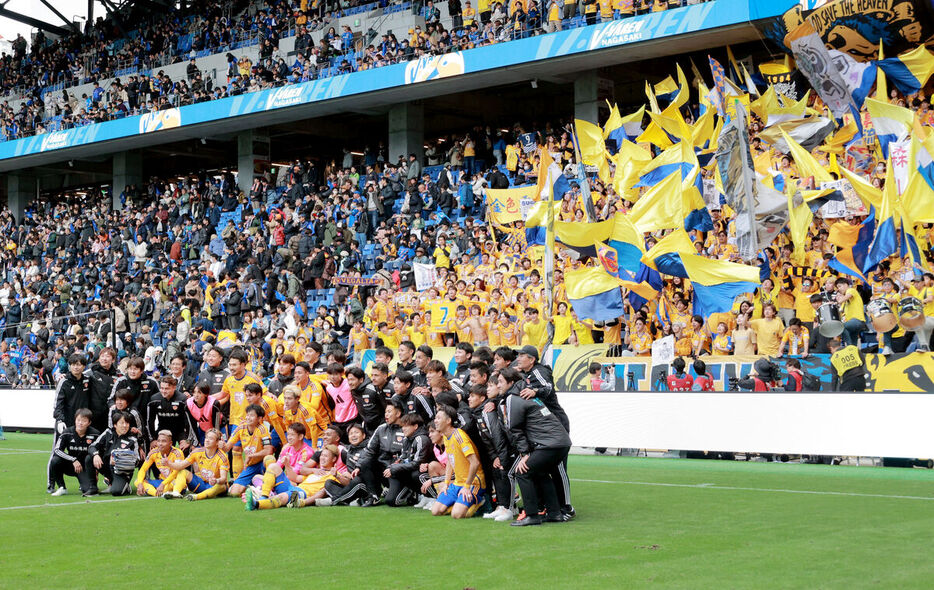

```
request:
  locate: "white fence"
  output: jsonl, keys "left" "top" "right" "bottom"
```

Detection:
{"left": 4, "top": 389, "right": 934, "bottom": 458}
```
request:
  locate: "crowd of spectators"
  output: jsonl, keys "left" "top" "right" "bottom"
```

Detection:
{"left": 0, "top": 0, "right": 710, "bottom": 141}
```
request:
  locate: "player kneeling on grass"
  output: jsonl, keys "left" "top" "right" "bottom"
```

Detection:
{"left": 163, "top": 428, "right": 230, "bottom": 500}
{"left": 49, "top": 408, "right": 100, "bottom": 496}
{"left": 86, "top": 411, "right": 141, "bottom": 496}
{"left": 431, "top": 405, "right": 486, "bottom": 519}
{"left": 136, "top": 430, "right": 185, "bottom": 497}
{"left": 385, "top": 413, "right": 432, "bottom": 506}
{"left": 242, "top": 423, "right": 314, "bottom": 510}
{"left": 223, "top": 404, "right": 274, "bottom": 498}
{"left": 285, "top": 444, "right": 349, "bottom": 508}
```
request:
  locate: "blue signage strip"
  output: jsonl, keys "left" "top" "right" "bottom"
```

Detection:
{"left": 0, "top": 0, "right": 796, "bottom": 161}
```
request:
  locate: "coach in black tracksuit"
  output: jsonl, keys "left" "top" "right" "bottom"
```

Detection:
{"left": 356, "top": 401, "right": 405, "bottom": 506}
{"left": 86, "top": 419, "right": 141, "bottom": 496}
{"left": 502, "top": 367, "right": 572, "bottom": 526}
{"left": 347, "top": 367, "right": 387, "bottom": 434}
{"left": 145, "top": 376, "right": 197, "bottom": 449}
{"left": 48, "top": 409, "right": 100, "bottom": 495}
{"left": 385, "top": 415, "right": 432, "bottom": 506}
{"left": 109, "top": 358, "right": 160, "bottom": 416}
{"left": 515, "top": 345, "right": 572, "bottom": 515}
{"left": 49, "top": 354, "right": 93, "bottom": 491}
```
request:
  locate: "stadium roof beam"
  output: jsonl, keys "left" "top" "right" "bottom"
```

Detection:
{"left": 36, "top": 0, "right": 80, "bottom": 33}
{"left": 98, "top": 0, "right": 128, "bottom": 38}
{"left": 0, "top": 6, "right": 71, "bottom": 36}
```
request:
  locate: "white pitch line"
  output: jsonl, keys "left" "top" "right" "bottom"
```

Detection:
{"left": 0, "top": 496, "right": 155, "bottom": 511}
{"left": 571, "top": 478, "right": 934, "bottom": 501}
{"left": 0, "top": 447, "right": 49, "bottom": 452}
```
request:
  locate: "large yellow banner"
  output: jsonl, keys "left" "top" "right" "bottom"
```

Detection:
{"left": 487, "top": 186, "right": 537, "bottom": 224}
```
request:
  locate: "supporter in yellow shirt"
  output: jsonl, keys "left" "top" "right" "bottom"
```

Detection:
{"left": 778, "top": 319, "right": 810, "bottom": 357}
{"left": 834, "top": 277, "right": 866, "bottom": 347}
{"left": 711, "top": 322, "right": 733, "bottom": 355}
{"left": 521, "top": 308, "right": 548, "bottom": 348}
{"left": 626, "top": 316, "right": 653, "bottom": 356}
{"left": 749, "top": 304, "right": 785, "bottom": 356}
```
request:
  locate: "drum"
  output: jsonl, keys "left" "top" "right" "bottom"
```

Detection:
{"left": 817, "top": 303, "right": 844, "bottom": 338}
{"left": 866, "top": 299, "right": 897, "bottom": 333}
{"left": 899, "top": 296, "right": 925, "bottom": 329}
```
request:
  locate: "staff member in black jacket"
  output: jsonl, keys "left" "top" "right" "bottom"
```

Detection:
{"left": 109, "top": 357, "right": 159, "bottom": 416}
{"left": 347, "top": 367, "right": 386, "bottom": 434}
{"left": 146, "top": 376, "right": 197, "bottom": 451}
{"left": 357, "top": 400, "right": 406, "bottom": 506}
{"left": 86, "top": 411, "right": 141, "bottom": 496}
{"left": 500, "top": 367, "right": 572, "bottom": 526}
{"left": 49, "top": 353, "right": 93, "bottom": 492}
{"left": 49, "top": 409, "right": 100, "bottom": 497}
{"left": 515, "top": 345, "right": 572, "bottom": 516}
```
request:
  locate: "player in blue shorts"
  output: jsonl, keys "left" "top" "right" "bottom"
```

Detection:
{"left": 431, "top": 404, "right": 486, "bottom": 519}
{"left": 222, "top": 404, "right": 274, "bottom": 498}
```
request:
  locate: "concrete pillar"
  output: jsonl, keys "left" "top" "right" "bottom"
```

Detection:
{"left": 388, "top": 102, "right": 424, "bottom": 167}
{"left": 574, "top": 70, "right": 613, "bottom": 126}
{"left": 574, "top": 71, "right": 600, "bottom": 125}
{"left": 6, "top": 173, "right": 36, "bottom": 224}
{"left": 238, "top": 129, "right": 270, "bottom": 197}
{"left": 112, "top": 151, "right": 142, "bottom": 210}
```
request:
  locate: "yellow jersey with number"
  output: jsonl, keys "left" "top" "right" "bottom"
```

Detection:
{"left": 444, "top": 428, "right": 485, "bottom": 488}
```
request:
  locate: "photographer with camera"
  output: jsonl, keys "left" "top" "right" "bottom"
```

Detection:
{"left": 735, "top": 358, "right": 781, "bottom": 392}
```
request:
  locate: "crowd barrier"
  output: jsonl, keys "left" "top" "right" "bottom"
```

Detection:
{"left": 361, "top": 346, "right": 934, "bottom": 392}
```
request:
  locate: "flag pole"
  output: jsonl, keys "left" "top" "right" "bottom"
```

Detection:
{"left": 538, "top": 144, "right": 557, "bottom": 355}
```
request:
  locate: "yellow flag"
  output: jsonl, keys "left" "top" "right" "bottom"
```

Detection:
{"left": 839, "top": 166, "right": 883, "bottom": 210}
{"left": 876, "top": 41, "right": 888, "bottom": 101}
{"left": 787, "top": 192, "right": 813, "bottom": 265}
{"left": 627, "top": 172, "right": 685, "bottom": 233}
{"left": 574, "top": 118, "right": 611, "bottom": 182}
{"left": 611, "top": 140, "right": 652, "bottom": 199}
{"left": 645, "top": 80, "right": 660, "bottom": 114}
{"left": 781, "top": 128, "right": 833, "bottom": 184}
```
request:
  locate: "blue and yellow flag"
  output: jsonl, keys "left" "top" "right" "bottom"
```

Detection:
{"left": 680, "top": 254, "right": 760, "bottom": 318}
{"left": 877, "top": 44, "right": 934, "bottom": 96}
{"left": 827, "top": 211, "right": 875, "bottom": 282}
{"left": 565, "top": 265, "right": 625, "bottom": 323}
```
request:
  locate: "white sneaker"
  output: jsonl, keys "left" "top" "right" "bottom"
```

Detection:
{"left": 414, "top": 495, "right": 429, "bottom": 508}
{"left": 50, "top": 487, "right": 67, "bottom": 497}
{"left": 315, "top": 497, "right": 333, "bottom": 507}
{"left": 422, "top": 499, "right": 436, "bottom": 510}
{"left": 349, "top": 500, "right": 361, "bottom": 507}
{"left": 483, "top": 507, "right": 498, "bottom": 518}
{"left": 162, "top": 491, "right": 181, "bottom": 499}
{"left": 493, "top": 506, "right": 514, "bottom": 522}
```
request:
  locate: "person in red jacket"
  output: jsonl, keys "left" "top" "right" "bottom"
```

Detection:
{"left": 692, "top": 359, "right": 715, "bottom": 391}
{"left": 666, "top": 357, "right": 693, "bottom": 391}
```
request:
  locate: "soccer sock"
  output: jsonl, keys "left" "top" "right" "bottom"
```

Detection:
{"left": 261, "top": 471, "right": 276, "bottom": 497}
{"left": 172, "top": 475, "right": 188, "bottom": 495}
{"left": 257, "top": 496, "right": 282, "bottom": 510}
{"left": 194, "top": 485, "right": 226, "bottom": 500}
{"left": 232, "top": 452, "right": 243, "bottom": 478}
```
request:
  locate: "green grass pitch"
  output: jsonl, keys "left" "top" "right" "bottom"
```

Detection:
{"left": 3, "top": 432, "right": 934, "bottom": 589}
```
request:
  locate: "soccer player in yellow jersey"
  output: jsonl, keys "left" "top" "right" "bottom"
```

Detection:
{"left": 431, "top": 405, "right": 485, "bottom": 519}
{"left": 135, "top": 430, "right": 185, "bottom": 497}
{"left": 223, "top": 404, "right": 274, "bottom": 497}
{"left": 244, "top": 382, "right": 286, "bottom": 448}
{"left": 294, "top": 361, "right": 332, "bottom": 442}
{"left": 164, "top": 429, "right": 229, "bottom": 501}
{"left": 279, "top": 385, "right": 318, "bottom": 446}
{"left": 217, "top": 348, "right": 264, "bottom": 476}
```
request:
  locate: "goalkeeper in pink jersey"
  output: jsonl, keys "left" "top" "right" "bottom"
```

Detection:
{"left": 243, "top": 423, "right": 313, "bottom": 510}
